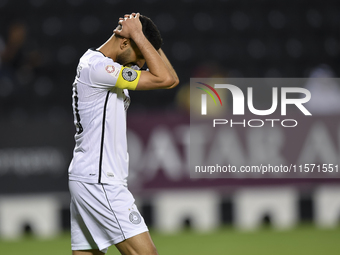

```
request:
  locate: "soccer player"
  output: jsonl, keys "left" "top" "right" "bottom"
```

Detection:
{"left": 68, "top": 13, "right": 179, "bottom": 255}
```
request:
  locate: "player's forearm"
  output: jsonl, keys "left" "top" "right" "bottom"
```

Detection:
{"left": 131, "top": 32, "right": 175, "bottom": 88}
{"left": 158, "top": 49, "right": 179, "bottom": 89}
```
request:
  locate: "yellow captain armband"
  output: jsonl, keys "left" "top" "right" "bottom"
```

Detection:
{"left": 116, "top": 67, "right": 141, "bottom": 90}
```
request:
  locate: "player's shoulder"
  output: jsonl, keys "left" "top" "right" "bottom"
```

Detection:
{"left": 81, "top": 48, "right": 106, "bottom": 63}
{"left": 87, "top": 49, "right": 122, "bottom": 68}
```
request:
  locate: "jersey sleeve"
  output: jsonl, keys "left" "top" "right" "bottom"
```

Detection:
{"left": 89, "top": 59, "right": 141, "bottom": 90}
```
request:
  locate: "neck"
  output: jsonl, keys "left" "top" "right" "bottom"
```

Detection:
{"left": 97, "top": 35, "right": 119, "bottom": 60}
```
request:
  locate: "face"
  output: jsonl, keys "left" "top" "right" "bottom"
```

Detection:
{"left": 116, "top": 43, "right": 145, "bottom": 68}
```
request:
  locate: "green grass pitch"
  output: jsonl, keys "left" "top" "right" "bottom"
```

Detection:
{"left": 1, "top": 225, "right": 340, "bottom": 255}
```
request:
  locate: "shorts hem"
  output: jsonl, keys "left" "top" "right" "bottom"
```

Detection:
{"left": 72, "top": 244, "right": 109, "bottom": 254}
{"left": 71, "top": 244, "right": 96, "bottom": 251}
{"left": 97, "top": 227, "right": 149, "bottom": 251}
{"left": 123, "top": 227, "right": 149, "bottom": 242}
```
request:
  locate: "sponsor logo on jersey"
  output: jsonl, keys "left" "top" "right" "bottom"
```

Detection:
{"left": 106, "top": 65, "right": 120, "bottom": 79}
{"left": 122, "top": 68, "right": 138, "bottom": 82}
{"left": 105, "top": 65, "right": 115, "bottom": 73}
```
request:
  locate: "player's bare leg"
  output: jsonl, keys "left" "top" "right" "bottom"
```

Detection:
{"left": 72, "top": 249, "right": 104, "bottom": 255}
{"left": 115, "top": 231, "right": 158, "bottom": 255}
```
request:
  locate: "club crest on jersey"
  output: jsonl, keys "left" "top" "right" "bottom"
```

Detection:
{"left": 122, "top": 68, "right": 137, "bottom": 82}
{"left": 129, "top": 211, "right": 141, "bottom": 224}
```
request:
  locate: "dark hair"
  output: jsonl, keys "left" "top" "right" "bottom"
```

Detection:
{"left": 139, "top": 15, "right": 163, "bottom": 50}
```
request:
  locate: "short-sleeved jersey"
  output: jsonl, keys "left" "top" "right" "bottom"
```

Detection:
{"left": 68, "top": 49, "right": 141, "bottom": 186}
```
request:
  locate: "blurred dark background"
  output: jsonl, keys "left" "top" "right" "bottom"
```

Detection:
{"left": 0, "top": 0, "right": 339, "bottom": 121}
{"left": 1, "top": 0, "right": 340, "bottom": 241}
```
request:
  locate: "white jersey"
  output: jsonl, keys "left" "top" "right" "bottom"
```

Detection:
{"left": 68, "top": 49, "right": 140, "bottom": 186}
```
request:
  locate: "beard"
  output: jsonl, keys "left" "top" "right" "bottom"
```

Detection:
{"left": 115, "top": 48, "right": 132, "bottom": 66}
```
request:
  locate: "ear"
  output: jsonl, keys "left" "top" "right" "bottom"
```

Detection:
{"left": 120, "top": 38, "right": 131, "bottom": 50}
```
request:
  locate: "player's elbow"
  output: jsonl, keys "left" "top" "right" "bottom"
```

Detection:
{"left": 163, "top": 75, "right": 179, "bottom": 89}
{"left": 172, "top": 76, "right": 180, "bottom": 88}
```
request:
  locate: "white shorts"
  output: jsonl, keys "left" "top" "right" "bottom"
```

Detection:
{"left": 69, "top": 180, "right": 148, "bottom": 253}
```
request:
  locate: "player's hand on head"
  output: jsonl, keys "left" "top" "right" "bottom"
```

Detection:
{"left": 113, "top": 13, "right": 142, "bottom": 39}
